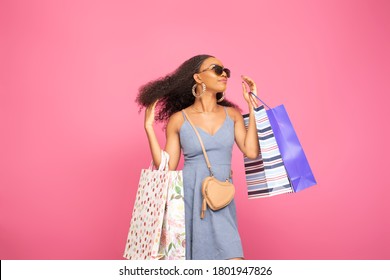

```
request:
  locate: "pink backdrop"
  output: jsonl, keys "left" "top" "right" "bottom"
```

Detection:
{"left": 1, "top": 0, "right": 389, "bottom": 259}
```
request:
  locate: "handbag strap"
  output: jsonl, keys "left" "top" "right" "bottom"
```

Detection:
{"left": 182, "top": 109, "right": 214, "bottom": 177}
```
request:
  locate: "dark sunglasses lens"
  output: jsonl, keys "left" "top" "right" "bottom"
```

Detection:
{"left": 224, "top": 68, "right": 231, "bottom": 78}
{"left": 213, "top": 65, "right": 223, "bottom": 75}
{"left": 213, "top": 65, "right": 230, "bottom": 78}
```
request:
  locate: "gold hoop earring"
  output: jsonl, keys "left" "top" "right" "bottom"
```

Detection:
{"left": 192, "top": 83, "right": 206, "bottom": 98}
{"left": 217, "top": 92, "right": 225, "bottom": 102}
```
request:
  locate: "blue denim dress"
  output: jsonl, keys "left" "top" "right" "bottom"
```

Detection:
{"left": 179, "top": 107, "right": 244, "bottom": 260}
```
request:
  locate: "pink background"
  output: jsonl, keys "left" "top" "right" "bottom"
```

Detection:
{"left": 1, "top": 0, "right": 389, "bottom": 260}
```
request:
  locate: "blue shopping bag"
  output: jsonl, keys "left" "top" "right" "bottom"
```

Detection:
{"left": 251, "top": 93, "right": 317, "bottom": 192}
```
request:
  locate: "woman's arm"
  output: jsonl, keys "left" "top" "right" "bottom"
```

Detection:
{"left": 164, "top": 112, "right": 182, "bottom": 170}
{"left": 144, "top": 100, "right": 182, "bottom": 169}
{"left": 230, "top": 105, "right": 259, "bottom": 159}
{"left": 144, "top": 100, "right": 162, "bottom": 168}
{"left": 231, "top": 76, "right": 260, "bottom": 159}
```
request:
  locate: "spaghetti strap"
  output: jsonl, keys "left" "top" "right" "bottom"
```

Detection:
{"left": 223, "top": 106, "right": 228, "bottom": 116}
{"left": 181, "top": 110, "right": 187, "bottom": 121}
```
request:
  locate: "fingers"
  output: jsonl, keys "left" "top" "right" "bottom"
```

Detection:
{"left": 241, "top": 80, "right": 247, "bottom": 94}
{"left": 241, "top": 75, "right": 254, "bottom": 84}
{"left": 242, "top": 75, "right": 259, "bottom": 108}
{"left": 151, "top": 99, "right": 159, "bottom": 109}
{"left": 146, "top": 99, "right": 159, "bottom": 112}
{"left": 145, "top": 99, "right": 159, "bottom": 119}
{"left": 144, "top": 99, "right": 159, "bottom": 127}
{"left": 241, "top": 75, "right": 255, "bottom": 88}
{"left": 241, "top": 75, "right": 257, "bottom": 93}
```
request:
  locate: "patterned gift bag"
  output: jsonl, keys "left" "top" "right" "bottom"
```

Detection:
{"left": 123, "top": 151, "right": 170, "bottom": 260}
{"left": 243, "top": 105, "right": 294, "bottom": 198}
{"left": 158, "top": 167, "right": 185, "bottom": 260}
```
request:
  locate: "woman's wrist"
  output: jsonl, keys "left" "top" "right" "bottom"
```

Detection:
{"left": 247, "top": 102, "right": 255, "bottom": 113}
{"left": 144, "top": 124, "right": 154, "bottom": 133}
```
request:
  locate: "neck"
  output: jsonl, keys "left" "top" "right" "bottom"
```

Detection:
{"left": 192, "top": 92, "right": 218, "bottom": 113}
{"left": 192, "top": 101, "right": 218, "bottom": 113}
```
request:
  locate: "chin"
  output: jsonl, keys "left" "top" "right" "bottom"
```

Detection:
{"left": 218, "top": 85, "right": 227, "bottom": 92}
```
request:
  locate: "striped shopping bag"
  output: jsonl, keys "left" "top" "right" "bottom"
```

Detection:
{"left": 243, "top": 105, "right": 293, "bottom": 198}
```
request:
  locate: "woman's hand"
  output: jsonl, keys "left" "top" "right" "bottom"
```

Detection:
{"left": 241, "top": 75, "right": 259, "bottom": 109}
{"left": 144, "top": 99, "right": 159, "bottom": 129}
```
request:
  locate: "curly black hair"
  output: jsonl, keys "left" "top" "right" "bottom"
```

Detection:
{"left": 135, "top": 54, "right": 240, "bottom": 123}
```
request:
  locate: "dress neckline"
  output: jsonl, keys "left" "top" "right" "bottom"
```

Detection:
{"left": 180, "top": 106, "right": 232, "bottom": 137}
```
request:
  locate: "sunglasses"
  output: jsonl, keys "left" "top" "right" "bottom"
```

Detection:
{"left": 199, "top": 64, "right": 231, "bottom": 78}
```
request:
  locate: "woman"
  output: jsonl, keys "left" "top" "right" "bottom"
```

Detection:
{"left": 136, "top": 54, "right": 260, "bottom": 260}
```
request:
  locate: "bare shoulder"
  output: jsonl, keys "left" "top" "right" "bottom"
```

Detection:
{"left": 167, "top": 110, "right": 185, "bottom": 132}
{"left": 225, "top": 106, "right": 243, "bottom": 122}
